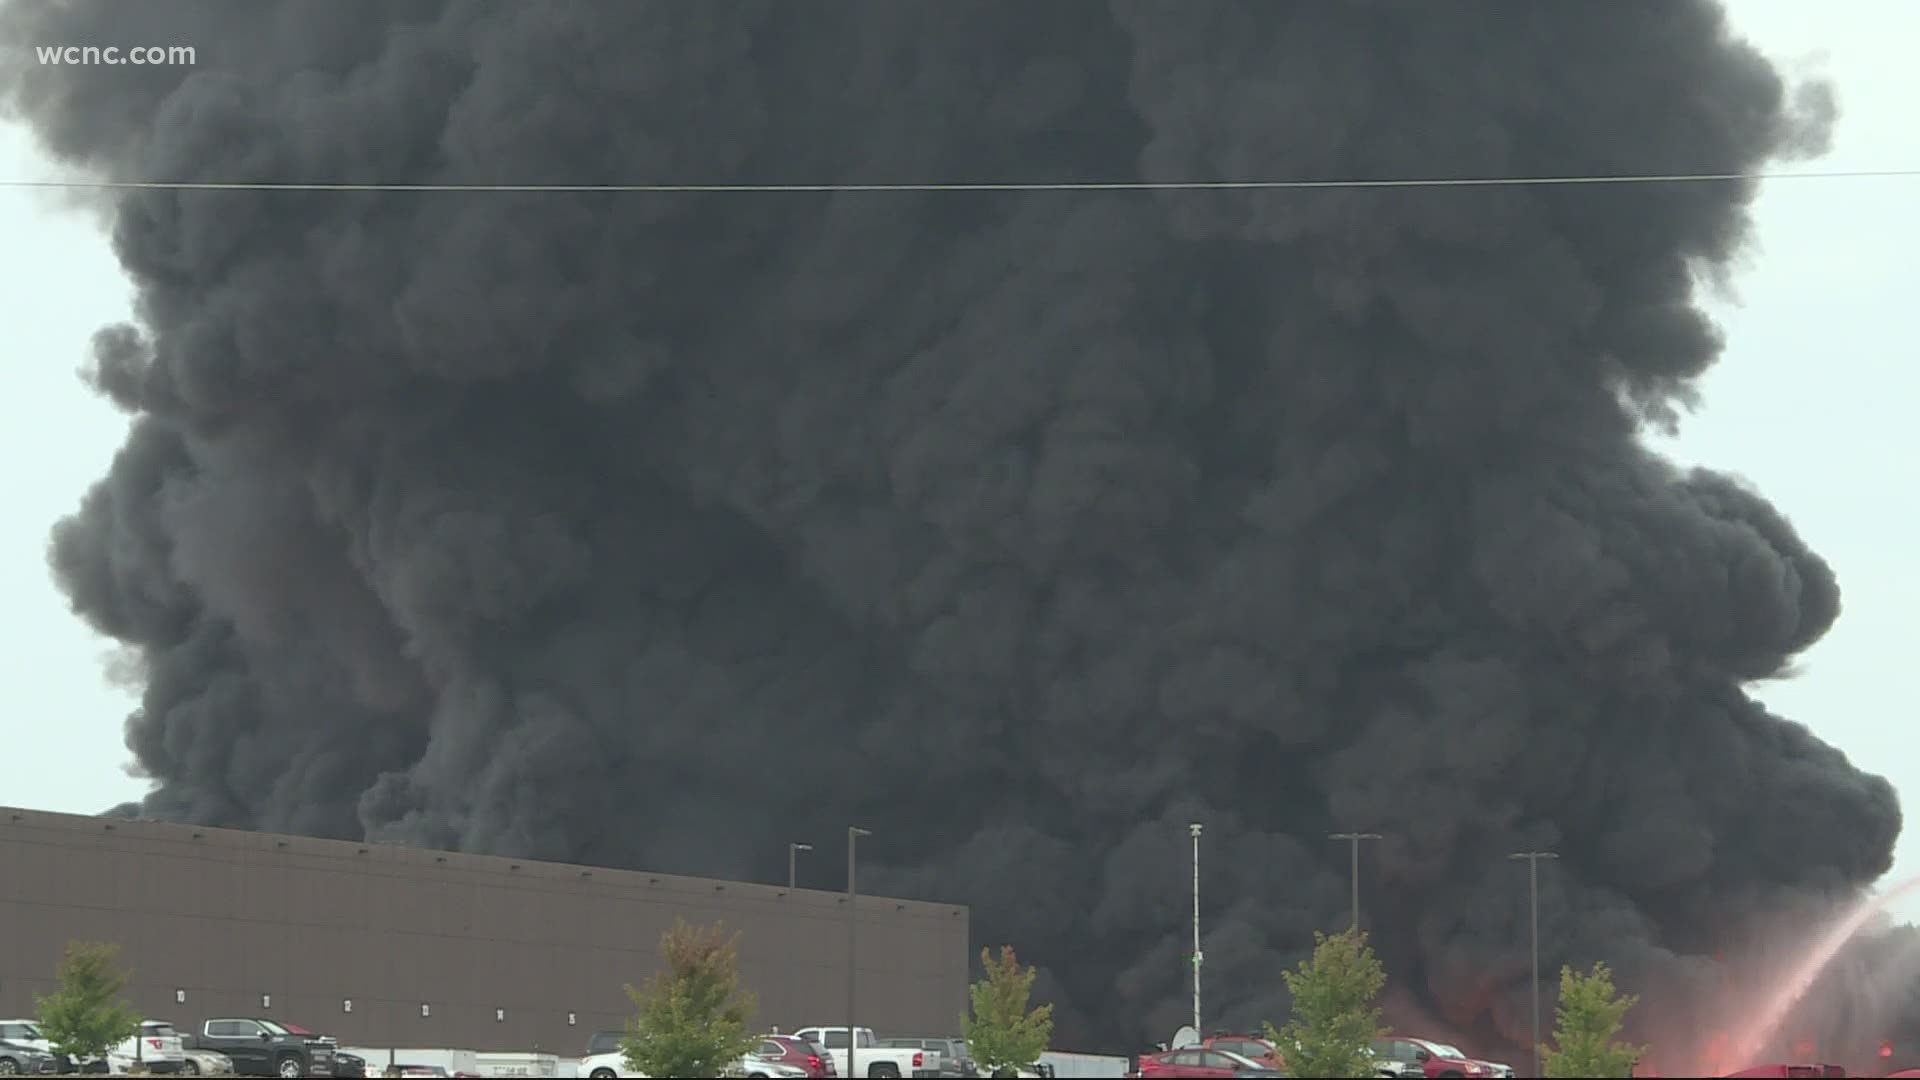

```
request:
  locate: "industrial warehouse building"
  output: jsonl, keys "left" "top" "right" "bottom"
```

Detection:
{"left": 0, "top": 807, "right": 970, "bottom": 1053}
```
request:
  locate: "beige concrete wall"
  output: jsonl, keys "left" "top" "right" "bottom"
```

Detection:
{"left": 0, "top": 807, "right": 968, "bottom": 1054}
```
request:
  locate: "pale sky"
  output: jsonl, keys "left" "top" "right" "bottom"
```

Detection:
{"left": 2, "top": 1, "right": 1916, "bottom": 913}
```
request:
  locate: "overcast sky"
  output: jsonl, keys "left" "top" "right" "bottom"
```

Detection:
{"left": 2, "top": 1, "right": 1915, "bottom": 912}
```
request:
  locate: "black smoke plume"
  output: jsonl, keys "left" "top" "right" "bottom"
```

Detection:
{"left": 1, "top": 0, "right": 1899, "bottom": 1055}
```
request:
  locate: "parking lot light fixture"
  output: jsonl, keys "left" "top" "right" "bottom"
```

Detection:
{"left": 1328, "top": 833, "right": 1383, "bottom": 931}
{"left": 790, "top": 842, "right": 814, "bottom": 889}
{"left": 1509, "top": 850, "right": 1560, "bottom": 1080}
{"left": 1190, "top": 823, "right": 1203, "bottom": 1034}
{"left": 848, "top": 826, "right": 872, "bottom": 1079}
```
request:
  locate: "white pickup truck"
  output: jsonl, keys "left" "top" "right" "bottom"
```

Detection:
{"left": 790, "top": 1027, "right": 940, "bottom": 1079}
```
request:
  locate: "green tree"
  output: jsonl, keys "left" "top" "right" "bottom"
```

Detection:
{"left": 35, "top": 941, "right": 141, "bottom": 1066}
{"left": 961, "top": 946, "right": 1054, "bottom": 1077}
{"left": 1542, "top": 962, "right": 1646, "bottom": 1079}
{"left": 1264, "top": 928, "right": 1390, "bottom": 1079}
{"left": 620, "top": 920, "right": 759, "bottom": 1079}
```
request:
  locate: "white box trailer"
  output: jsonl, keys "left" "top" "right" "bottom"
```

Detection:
{"left": 342, "top": 1046, "right": 480, "bottom": 1076}
{"left": 1038, "top": 1050, "right": 1133, "bottom": 1078}
{"left": 339, "top": 1048, "right": 565, "bottom": 1077}
{"left": 474, "top": 1051, "right": 562, "bottom": 1077}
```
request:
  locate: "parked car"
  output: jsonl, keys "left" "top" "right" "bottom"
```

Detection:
{"left": 789, "top": 1027, "right": 941, "bottom": 1079}
{"left": 0, "top": 1024, "right": 53, "bottom": 1058}
{"left": 0, "top": 1037, "right": 59, "bottom": 1075}
{"left": 267, "top": 1024, "right": 336, "bottom": 1050}
{"left": 576, "top": 1030, "right": 640, "bottom": 1078}
{"left": 579, "top": 1053, "right": 641, "bottom": 1079}
{"left": 1134, "top": 1047, "right": 1285, "bottom": 1077}
{"left": 271, "top": 1021, "right": 349, "bottom": 1076}
{"left": 1369, "top": 1038, "right": 1492, "bottom": 1078}
{"left": 1467, "top": 1060, "right": 1514, "bottom": 1079}
{"left": 738, "top": 1053, "right": 811, "bottom": 1079}
{"left": 178, "top": 1046, "right": 237, "bottom": 1077}
{"left": 754, "top": 1036, "right": 838, "bottom": 1078}
{"left": 881, "top": 1039, "right": 974, "bottom": 1079}
{"left": 181, "top": 1018, "right": 336, "bottom": 1078}
{"left": 112, "top": 1020, "right": 186, "bottom": 1074}
{"left": 584, "top": 1031, "right": 626, "bottom": 1055}
{"left": 581, "top": 1047, "right": 645, "bottom": 1077}
{"left": 0, "top": 1024, "right": 57, "bottom": 1076}
{"left": 1197, "top": 1036, "right": 1285, "bottom": 1074}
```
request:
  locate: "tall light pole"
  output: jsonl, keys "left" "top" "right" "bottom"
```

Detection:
{"left": 848, "top": 826, "right": 872, "bottom": 1079}
{"left": 1509, "top": 851, "right": 1559, "bottom": 1080}
{"left": 1189, "top": 822, "right": 1203, "bottom": 1035}
{"left": 789, "top": 842, "right": 813, "bottom": 889}
{"left": 1329, "top": 832, "right": 1382, "bottom": 932}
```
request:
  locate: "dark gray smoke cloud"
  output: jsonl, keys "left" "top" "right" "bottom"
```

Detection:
{"left": 2, "top": 0, "right": 1899, "bottom": 1055}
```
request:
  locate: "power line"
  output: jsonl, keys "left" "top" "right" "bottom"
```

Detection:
{"left": 0, "top": 167, "right": 1917, "bottom": 194}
